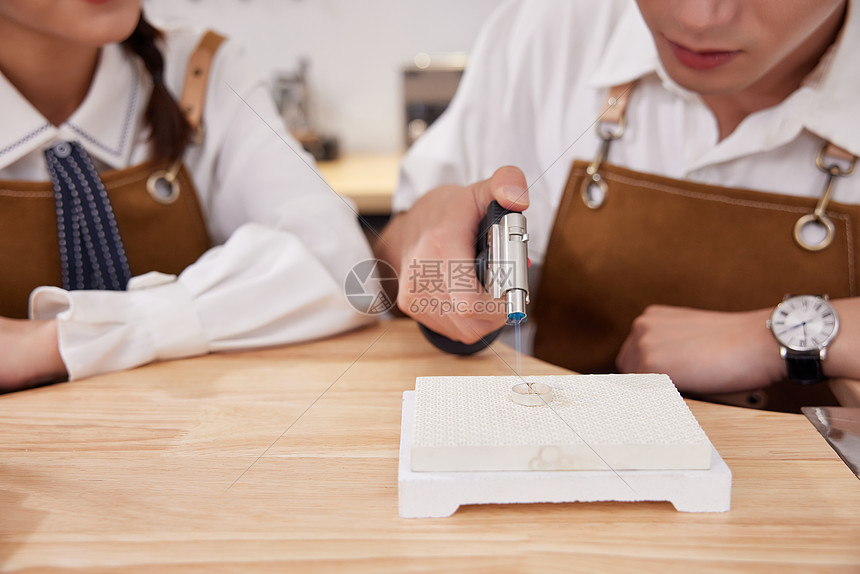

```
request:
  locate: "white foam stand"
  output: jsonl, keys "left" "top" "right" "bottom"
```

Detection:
{"left": 398, "top": 391, "right": 731, "bottom": 518}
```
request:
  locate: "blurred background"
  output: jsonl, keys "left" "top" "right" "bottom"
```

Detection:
{"left": 144, "top": 0, "right": 499, "bottom": 157}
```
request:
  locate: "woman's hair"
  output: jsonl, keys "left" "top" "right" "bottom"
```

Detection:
{"left": 121, "top": 13, "right": 192, "bottom": 163}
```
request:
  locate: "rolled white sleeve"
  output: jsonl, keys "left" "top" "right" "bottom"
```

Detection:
{"left": 31, "top": 274, "right": 208, "bottom": 380}
{"left": 32, "top": 223, "right": 370, "bottom": 381}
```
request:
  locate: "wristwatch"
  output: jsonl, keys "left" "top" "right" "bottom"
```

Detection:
{"left": 767, "top": 294, "right": 839, "bottom": 385}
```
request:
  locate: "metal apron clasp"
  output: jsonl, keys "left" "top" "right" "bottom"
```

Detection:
{"left": 581, "top": 115, "right": 626, "bottom": 209}
{"left": 794, "top": 144, "right": 856, "bottom": 251}
{"left": 146, "top": 157, "right": 183, "bottom": 205}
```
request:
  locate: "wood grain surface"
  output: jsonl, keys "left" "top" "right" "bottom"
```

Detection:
{"left": 1, "top": 319, "right": 858, "bottom": 572}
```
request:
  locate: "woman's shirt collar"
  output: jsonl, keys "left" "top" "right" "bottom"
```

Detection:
{"left": 0, "top": 43, "right": 147, "bottom": 173}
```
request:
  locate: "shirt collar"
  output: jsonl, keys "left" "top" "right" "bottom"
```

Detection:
{"left": 0, "top": 73, "right": 55, "bottom": 170}
{"left": 0, "top": 43, "right": 147, "bottom": 172}
{"left": 589, "top": 1, "right": 860, "bottom": 159}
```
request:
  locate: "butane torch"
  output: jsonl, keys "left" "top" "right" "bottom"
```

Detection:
{"left": 418, "top": 200, "right": 530, "bottom": 354}
{"left": 475, "top": 200, "right": 530, "bottom": 325}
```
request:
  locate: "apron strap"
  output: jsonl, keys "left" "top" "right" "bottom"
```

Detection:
{"left": 823, "top": 143, "right": 857, "bottom": 164}
{"left": 584, "top": 82, "right": 637, "bottom": 209}
{"left": 179, "top": 31, "right": 227, "bottom": 140}
{"left": 144, "top": 31, "right": 227, "bottom": 204}
{"left": 601, "top": 81, "right": 637, "bottom": 126}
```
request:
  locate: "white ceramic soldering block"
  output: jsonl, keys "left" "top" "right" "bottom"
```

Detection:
{"left": 399, "top": 384, "right": 732, "bottom": 518}
{"left": 411, "top": 374, "right": 712, "bottom": 472}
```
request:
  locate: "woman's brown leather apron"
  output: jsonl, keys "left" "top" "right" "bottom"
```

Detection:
{"left": 533, "top": 84, "right": 859, "bottom": 413}
{"left": 0, "top": 32, "right": 224, "bottom": 320}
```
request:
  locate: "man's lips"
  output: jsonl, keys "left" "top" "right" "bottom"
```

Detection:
{"left": 668, "top": 39, "right": 739, "bottom": 71}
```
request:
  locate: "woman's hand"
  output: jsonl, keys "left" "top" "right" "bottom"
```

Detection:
{"left": 0, "top": 317, "right": 66, "bottom": 393}
{"left": 617, "top": 305, "right": 786, "bottom": 394}
{"left": 374, "top": 166, "right": 529, "bottom": 344}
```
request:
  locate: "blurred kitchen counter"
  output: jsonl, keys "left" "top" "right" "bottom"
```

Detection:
{"left": 318, "top": 153, "right": 402, "bottom": 216}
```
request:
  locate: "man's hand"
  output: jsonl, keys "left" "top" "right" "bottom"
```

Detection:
{"left": 616, "top": 305, "right": 786, "bottom": 394}
{"left": 375, "top": 166, "right": 529, "bottom": 344}
{"left": 0, "top": 317, "right": 66, "bottom": 393}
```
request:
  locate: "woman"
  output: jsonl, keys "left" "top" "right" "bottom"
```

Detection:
{"left": 0, "top": 0, "right": 374, "bottom": 391}
{"left": 377, "top": 0, "right": 860, "bottom": 411}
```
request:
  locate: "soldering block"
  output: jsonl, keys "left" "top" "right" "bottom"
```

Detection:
{"left": 397, "top": 391, "right": 732, "bottom": 518}
{"left": 411, "top": 374, "right": 712, "bottom": 472}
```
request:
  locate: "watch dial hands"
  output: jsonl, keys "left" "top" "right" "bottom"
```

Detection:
{"left": 773, "top": 302, "right": 836, "bottom": 348}
{"left": 768, "top": 295, "right": 839, "bottom": 384}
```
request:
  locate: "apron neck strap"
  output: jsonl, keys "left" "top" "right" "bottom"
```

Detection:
{"left": 180, "top": 31, "right": 226, "bottom": 139}
{"left": 602, "top": 81, "right": 637, "bottom": 125}
{"left": 823, "top": 143, "right": 857, "bottom": 163}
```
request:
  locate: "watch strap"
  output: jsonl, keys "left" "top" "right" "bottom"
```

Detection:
{"left": 785, "top": 351, "right": 825, "bottom": 385}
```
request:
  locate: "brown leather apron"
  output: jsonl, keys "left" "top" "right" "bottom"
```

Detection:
{"left": 0, "top": 32, "right": 224, "bottom": 320}
{"left": 533, "top": 84, "right": 859, "bottom": 413}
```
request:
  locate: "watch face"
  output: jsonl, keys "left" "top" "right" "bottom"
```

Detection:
{"left": 770, "top": 295, "right": 839, "bottom": 351}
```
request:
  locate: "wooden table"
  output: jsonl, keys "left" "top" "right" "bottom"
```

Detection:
{"left": 317, "top": 154, "right": 401, "bottom": 216}
{"left": 1, "top": 319, "right": 858, "bottom": 572}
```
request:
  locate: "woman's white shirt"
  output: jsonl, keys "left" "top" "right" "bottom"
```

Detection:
{"left": 0, "top": 28, "right": 374, "bottom": 379}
